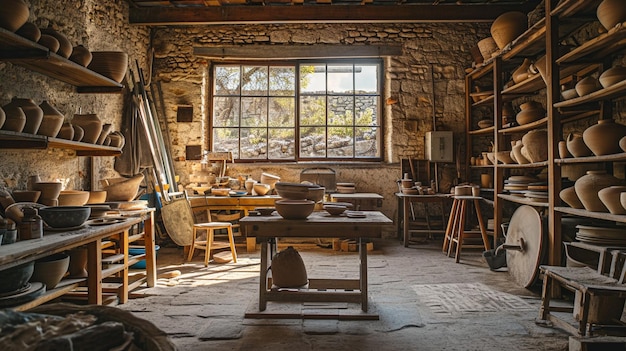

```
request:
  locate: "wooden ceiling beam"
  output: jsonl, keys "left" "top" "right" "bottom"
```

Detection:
{"left": 129, "top": 4, "right": 531, "bottom": 25}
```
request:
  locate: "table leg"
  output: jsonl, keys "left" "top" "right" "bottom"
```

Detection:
{"left": 144, "top": 211, "right": 157, "bottom": 287}
{"left": 403, "top": 197, "right": 410, "bottom": 247}
{"left": 87, "top": 239, "right": 103, "bottom": 305}
{"left": 259, "top": 238, "right": 269, "bottom": 311}
{"left": 359, "top": 237, "right": 368, "bottom": 312}
{"left": 473, "top": 199, "right": 491, "bottom": 251}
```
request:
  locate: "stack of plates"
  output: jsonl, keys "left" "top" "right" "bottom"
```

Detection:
{"left": 524, "top": 191, "right": 549, "bottom": 202}
{"left": 575, "top": 225, "right": 626, "bottom": 245}
{"left": 336, "top": 182, "right": 356, "bottom": 194}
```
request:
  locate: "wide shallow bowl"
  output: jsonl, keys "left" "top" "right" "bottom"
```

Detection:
{"left": 102, "top": 174, "right": 144, "bottom": 201}
{"left": 86, "top": 190, "right": 107, "bottom": 204}
{"left": 32, "top": 181, "right": 62, "bottom": 200}
{"left": 323, "top": 204, "right": 347, "bottom": 216}
{"left": 561, "top": 88, "right": 579, "bottom": 100}
{"left": 11, "top": 190, "right": 41, "bottom": 203}
{"left": 253, "top": 183, "right": 271, "bottom": 196}
{"left": 87, "top": 51, "right": 129, "bottom": 83}
{"left": 39, "top": 206, "right": 91, "bottom": 228}
{"left": 0, "top": 261, "right": 34, "bottom": 294}
{"left": 275, "top": 199, "right": 315, "bottom": 219}
{"left": 255, "top": 207, "right": 275, "bottom": 216}
{"left": 477, "top": 119, "right": 493, "bottom": 129}
{"left": 30, "top": 252, "right": 70, "bottom": 289}
{"left": 57, "top": 190, "right": 90, "bottom": 206}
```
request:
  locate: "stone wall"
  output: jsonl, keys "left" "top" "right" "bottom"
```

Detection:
{"left": 0, "top": 0, "right": 149, "bottom": 190}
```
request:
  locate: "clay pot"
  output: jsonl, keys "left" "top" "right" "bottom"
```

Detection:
{"left": 88, "top": 51, "right": 129, "bottom": 83}
{"left": 477, "top": 37, "right": 498, "bottom": 61}
{"left": 583, "top": 119, "right": 626, "bottom": 156}
{"left": 96, "top": 123, "right": 113, "bottom": 145}
{"left": 107, "top": 131, "right": 125, "bottom": 148}
{"left": 0, "top": 106, "right": 5, "bottom": 130}
{"left": 560, "top": 186, "right": 584, "bottom": 209}
{"left": 275, "top": 199, "right": 315, "bottom": 220}
{"left": 6, "top": 97, "right": 43, "bottom": 134}
{"left": 495, "top": 150, "right": 515, "bottom": 164}
{"left": 253, "top": 183, "right": 270, "bottom": 196}
{"left": 520, "top": 129, "right": 548, "bottom": 163}
{"left": 37, "top": 100, "right": 64, "bottom": 137}
{"left": 30, "top": 252, "right": 70, "bottom": 289}
{"left": 260, "top": 172, "right": 281, "bottom": 191}
{"left": 86, "top": 190, "right": 107, "bottom": 204}
{"left": 16, "top": 22, "right": 41, "bottom": 42}
{"left": 57, "top": 122, "right": 74, "bottom": 140}
{"left": 68, "top": 247, "right": 88, "bottom": 278}
{"left": 37, "top": 34, "right": 60, "bottom": 53}
{"left": 0, "top": 261, "right": 34, "bottom": 294}
{"left": 599, "top": 66, "right": 626, "bottom": 88}
{"left": 72, "top": 113, "right": 103, "bottom": 144}
{"left": 511, "top": 140, "right": 529, "bottom": 164}
{"left": 0, "top": 0, "right": 29, "bottom": 32}
{"left": 33, "top": 181, "right": 63, "bottom": 201}
{"left": 512, "top": 58, "right": 533, "bottom": 84}
{"left": 598, "top": 186, "right": 626, "bottom": 215}
{"left": 558, "top": 140, "right": 571, "bottom": 159}
{"left": 597, "top": 0, "right": 626, "bottom": 31}
{"left": 620, "top": 135, "right": 626, "bottom": 152}
{"left": 574, "top": 170, "right": 625, "bottom": 212}
{"left": 0, "top": 103, "right": 26, "bottom": 132}
{"left": 516, "top": 101, "right": 545, "bottom": 125}
{"left": 566, "top": 133, "right": 593, "bottom": 157}
{"left": 575, "top": 76, "right": 601, "bottom": 97}
{"left": 490, "top": 11, "right": 528, "bottom": 50}
{"left": 41, "top": 26, "right": 72, "bottom": 59}
{"left": 72, "top": 124, "right": 84, "bottom": 142}
{"left": 12, "top": 190, "right": 41, "bottom": 202}
{"left": 270, "top": 246, "right": 308, "bottom": 288}
{"left": 69, "top": 45, "right": 92, "bottom": 67}
{"left": 103, "top": 174, "right": 145, "bottom": 201}
{"left": 57, "top": 190, "right": 90, "bottom": 206}
{"left": 561, "top": 88, "right": 578, "bottom": 100}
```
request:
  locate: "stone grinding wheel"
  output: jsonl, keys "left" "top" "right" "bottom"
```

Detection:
{"left": 505, "top": 205, "right": 547, "bottom": 288}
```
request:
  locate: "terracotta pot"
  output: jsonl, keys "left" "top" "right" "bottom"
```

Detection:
{"left": 69, "top": 45, "right": 92, "bottom": 67}
{"left": 7, "top": 97, "right": 44, "bottom": 134}
{"left": 72, "top": 113, "right": 103, "bottom": 144}
{"left": 598, "top": 186, "right": 626, "bottom": 215}
{"left": 37, "top": 34, "right": 60, "bottom": 53}
{"left": 58, "top": 190, "right": 90, "bottom": 206}
{"left": 30, "top": 253, "right": 70, "bottom": 289}
{"left": 566, "top": 133, "right": 593, "bottom": 157}
{"left": 88, "top": 51, "right": 129, "bottom": 83}
{"left": 275, "top": 199, "right": 315, "bottom": 219}
{"left": 37, "top": 100, "right": 64, "bottom": 137}
{"left": 270, "top": 246, "right": 308, "bottom": 288}
{"left": 33, "top": 181, "right": 63, "bottom": 201}
{"left": 597, "top": 0, "right": 626, "bottom": 31}
{"left": 520, "top": 129, "right": 548, "bottom": 163}
{"left": 575, "top": 76, "right": 601, "bottom": 97}
{"left": 16, "top": 22, "right": 41, "bottom": 42}
{"left": 0, "top": 102, "right": 26, "bottom": 132}
{"left": 599, "top": 65, "right": 626, "bottom": 88}
{"left": 583, "top": 119, "right": 626, "bottom": 156}
{"left": 511, "top": 140, "right": 529, "bottom": 164}
{"left": 560, "top": 186, "right": 584, "bottom": 209}
{"left": 558, "top": 140, "right": 571, "bottom": 159}
{"left": 57, "top": 122, "right": 74, "bottom": 140}
{"left": 72, "top": 124, "right": 84, "bottom": 142}
{"left": 495, "top": 150, "right": 515, "bottom": 164}
{"left": 0, "top": 106, "right": 5, "bottom": 130}
{"left": 0, "top": 0, "right": 29, "bottom": 32}
{"left": 490, "top": 11, "right": 528, "bottom": 50}
{"left": 477, "top": 37, "right": 498, "bottom": 61}
{"left": 516, "top": 101, "right": 545, "bottom": 125}
{"left": 108, "top": 131, "right": 125, "bottom": 148}
{"left": 68, "top": 247, "right": 88, "bottom": 278}
{"left": 41, "top": 26, "right": 72, "bottom": 59}
{"left": 574, "top": 170, "right": 625, "bottom": 212}
{"left": 96, "top": 123, "right": 113, "bottom": 145}
{"left": 512, "top": 58, "right": 533, "bottom": 84}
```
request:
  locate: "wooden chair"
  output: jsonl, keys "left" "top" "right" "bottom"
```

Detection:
{"left": 187, "top": 217, "right": 238, "bottom": 266}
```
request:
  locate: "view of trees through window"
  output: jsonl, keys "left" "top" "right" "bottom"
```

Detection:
{"left": 211, "top": 60, "right": 381, "bottom": 161}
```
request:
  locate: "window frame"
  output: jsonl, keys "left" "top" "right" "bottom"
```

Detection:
{"left": 209, "top": 58, "right": 384, "bottom": 163}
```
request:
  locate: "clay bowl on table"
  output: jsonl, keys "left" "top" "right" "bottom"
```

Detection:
{"left": 32, "top": 181, "right": 62, "bottom": 201}
{"left": 260, "top": 172, "right": 281, "bottom": 191}
{"left": 253, "top": 183, "right": 271, "bottom": 196}
{"left": 102, "top": 174, "right": 144, "bottom": 202}
{"left": 275, "top": 199, "right": 315, "bottom": 220}
{"left": 87, "top": 51, "right": 129, "bottom": 83}
{"left": 11, "top": 190, "right": 41, "bottom": 203}
{"left": 39, "top": 206, "right": 91, "bottom": 228}
{"left": 30, "top": 252, "right": 70, "bottom": 289}
{"left": 495, "top": 151, "right": 515, "bottom": 164}
{"left": 323, "top": 204, "right": 348, "bottom": 216}
{"left": 255, "top": 207, "right": 275, "bottom": 216}
{"left": 86, "top": 190, "right": 107, "bottom": 204}
{"left": 307, "top": 186, "right": 325, "bottom": 203}
{"left": 0, "top": 261, "right": 34, "bottom": 294}
{"left": 57, "top": 190, "right": 90, "bottom": 206}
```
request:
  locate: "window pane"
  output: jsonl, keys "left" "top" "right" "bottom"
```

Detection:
{"left": 355, "top": 65, "right": 378, "bottom": 94}
{"left": 213, "top": 128, "right": 239, "bottom": 159}
{"left": 329, "top": 96, "right": 354, "bottom": 126}
{"left": 300, "top": 65, "right": 326, "bottom": 94}
{"left": 328, "top": 127, "right": 354, "bottom": 157}
{"left": 241, "top": 66, "right": 268, "bottom": 96}
{"left": 269, "top": 97, "right": 295, "bottom": 127}
{"left": 300, "top": 126, "right": 325, "bottom": 158}
{"left": 355, "top": 127, "right": 380, "bottom": 157}
{"left": 240, "top": 128, "right": 268, "bottom": 159}
{"left": 300, "top": 96, "right": 325, "bottom": 126}
{"left": 213, "top": 97, "right": 240, "bottom": 127}
{"left": 327, "top": 64, "right": 353, "bottom": 94}
{"left": 356, "top": 96, "right": 378, "bottom": 126}
{"left": 214, "top": 66, "right": 240, "bottom": 95}
{"left": 269, "top": 128, "right": 295, "bottom": 159}
{"left": 270, "top": 67, "right": 295, "bottom": 96}
{"left": 241, "top": 97, "right": 267, "bottom": 127}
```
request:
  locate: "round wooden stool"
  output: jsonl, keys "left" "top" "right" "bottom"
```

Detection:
{"left": 442, "top": 195, "right": 491, "bottom": 263}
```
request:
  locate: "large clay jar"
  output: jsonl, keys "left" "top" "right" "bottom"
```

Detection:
{"left": 574, "top": 170, "right": 624, "bottom": 212}
{"left": 566, "top": 133, "right": 593, "bottom": 157}
{"left": 69, "top": 45, "right": 92, "bottom": 67}
{"left": 512, "top": 58, "right": 533, "bottom": 84}
{"left": 16, "top": 22, "right": 41, "bottom": 42}
{"left": 0, "top": 0, "right": 29, "bottom": 32}
{"left": 511, "top": 140, "right": 529, "bottom": 164}
{"left": 0, "top": 103, "right": 26, "bottom": 132}
{"left": 598, "top": 186, "right": 626, "bottom": 215}
{"left": 41, "top": 26, "right": 72, "bottom": 59}
{"left": 597, "top": 0, "right": 626, "bottom": 31}
{"left": 38, "top": 100, "right": 64, "bottom": 137}
{"left": 560, "top": 186, "right": 584, "bottom": 209}
{"left": 57, "top": 122, "right": 74, "bottom": 140}
{"left": 490, "top": 11, "right": 528, "bottom": 50}
{"left": 72, "top": 113, "right": 103, "bottom": 144}
{"left": 7, "top": 97, "right": 43, "bottom": 134}
{"left": 516, "top": 101, "right": 545, "bottom": 125}
{"left": 583, "top": 119, "right": 626, "bottom": 156}
{"left": 520, "top": 129, "right": 548, "bottom": 163}
{"left": 270, "top": 246, "right": 308, "bottom": 288}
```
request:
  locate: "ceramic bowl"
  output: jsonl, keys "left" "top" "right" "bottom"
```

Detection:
{"left": 253, "top": 183, "right": 271, "bottom": 196}
{"left": 323, "top": 204, "right": 348, "bottom": 216}
{"left": 32, "top": 181, "right": 62, "bottom": 201}
{"left": 477, "top": 119, "right": 493, "bottom": 129}
{"left": 0, "top": 261, "right": 34, "bottom": 294}
{"left": 275, "top": 182, "right": 318, "bottom": 200}
{"left": 39, "top": 206, "right": 91, "bottom": 228}
{"left": 87, "top": 190, "right": 107, "bottom": 204}
{"left": 30, "top": 252, "right": 70, "bottom": 289}
{"left": 255, "top": 207, "right": 275, "bottom": 216}
{"left": 211, "top": 188, "right": 231, "bottom": 196}
{"left": 57, "top": 190, "right": 90, "bottom": 206}
{"left": 307, "top": 186, "right": 325, "bottom": 203}
{"left": 11, "top": 190, "right": 41, "bottom": 203}
{"left": 495, "top": 151, "right": 515, "bottom": 164}
{"left": 575, "top": 76, "right": 601, "bottom": 97}
{"left": 88, "top": 51, "right": 129, "bottom": 83}
{"left": 599, "top": 66, "right": 626, "bottom": 88}
{"left": 275, "top": 199, "right": 315, "bottom": 219}
{"left": 102, "top": 174, "right": 144, "bottom": 201}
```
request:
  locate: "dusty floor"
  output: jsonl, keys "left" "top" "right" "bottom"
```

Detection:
{"left": 119, "top": 238, "right": 572, "bottom": 351}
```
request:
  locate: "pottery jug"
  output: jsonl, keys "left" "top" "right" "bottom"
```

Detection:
{"left": 597, "top": 0, "right": 626, "bottom": 30}
{"left": 490, "top": 11, "right": 528, "bottom": 50}
{"left": 69, "top": 45, "right": 92, "bottom": 67}
{"left": 598, "top": 186, "right": 626, "bottom": 215}
{"left": 559, "top": 186, "right": 584, "bottom": 209}
{"left": 0, "top": 103, "right": 26, "bottom": 132}
{"left": 57, "top": 122, "right": 74, "bottom": 140}
{"left": 516, "top": 101, "right": 545, "bottom": 125}
{"left": 5, "top": 97, "right": 43, "bottom": 134}
{"left": 72, "top": 113, "right": 102, "bottom": 143}
{"left": 42, "top": 26, "right": 72, "bottom": 59}
{"left": 583, "top": 119, "right": 626, "bottom": 156}
{"left": 566, "top": 133, "right": 593, "bottom": 157}
{"left": 511, "top": 140, "right": 529, "bottom": 164}
{"left": 0, "top": 0, "right": 29, "bottom": 32}
{"left": 520, "top": 129, "right": 548, "bottom": 163}
{"left": 270, "top": 246, "right": 308, "bottom": 288}
{"left": 574, "top": 170, "right": 624, "bottom": 212}
{"left": 512, "top": 58, "right": 533, "bottom": 84}
{"left": 38, "top": 100, "right": 64, "bottom": 137}
{"left": 558, "top": 140, "right": 571, "bottom": 159}
{"left": 96, "top": 123, "right": 113, "bottom": 145}
{"left": 16, "top": 22, "right": 40, "bottom": 42}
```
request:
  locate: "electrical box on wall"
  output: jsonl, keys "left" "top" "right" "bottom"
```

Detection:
{"left": 425, "top": 131, "right": 454, "bottom": 163}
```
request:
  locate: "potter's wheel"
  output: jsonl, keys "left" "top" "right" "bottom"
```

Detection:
{"left": 505, "top": 205, "right": 547, "bottom": 288}
{"left": 0, "top": 282, "right": 46, "bottom": 307}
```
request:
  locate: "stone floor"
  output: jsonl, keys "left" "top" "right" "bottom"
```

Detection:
{"left": 118, "top": 238, "right": 573, "bottom": 350}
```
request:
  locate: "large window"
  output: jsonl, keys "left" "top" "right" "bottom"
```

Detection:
{"left": 211, "top": 60, "right": 381, "bottom": 161}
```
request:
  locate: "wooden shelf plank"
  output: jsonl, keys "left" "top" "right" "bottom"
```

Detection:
{"left": 497, "top": 161, "right": 550, "bottom": 168}
{"left": 13, "top": 279, "right": 85, "bottom": 312}
{"left": 554, "top": 79, "right": 626, "bottom": 108}
{"left": 555, "top": 206, "right": 626, "bottom": 224}
{"left": 468, "top": 126, "right": 494, "bottom": 135}
{"left": 502, "top": 73, "right": 545, "bottom": 95}
{"left": 498, "top": 194, "right": 549, "bottom": 207}
{"left": 0, "top": 130, "right": 122, "bottom": 156}
{"left": 555, "top": 153, "right": 626, "bottom": 164}
{"left": 500, "top": 116, "right": 548, "bottom": 134}
{"left": 558, "top": 22, "right": 626, "bottom": 65}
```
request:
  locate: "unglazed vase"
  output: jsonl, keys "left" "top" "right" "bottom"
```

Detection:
{"left": 583, "top": 119, "right": 626, "bottom": 156}
{"left": 558, "top": 140, "right": 571, "bottom": 159}
{"left": 0, "top": 102, "right": 26, "bottom": 132}
{"left": 5, "top": 97, "right": 43, "bottom": 134}
{"left": 559, "top": 186, "right": 584, "bottom": 209}
{"left": 511, "top": 140, "right": 529, "bottom": 164}
{"left": 597, "top": 0, "right": 626, "bottom": 31}
{"left": 598, "top": 186, "right": 626, "bottom": 215}
{"left": 38, "top": 100, "right": 64, "bottom": 137}
{"left": 566, "top": 133, "right": 593, "bottom": 157}
{"left": 520, "top": 129, "right": 548, "bottom": 163}
{"left": 72, "top": 113, "right": 102, "bottom": 144}
{"left": 0, "top": 0, "right": 29, "bottom": 32}
{"left": 516, "top": 101, "right": 545, "bottom": 125}
{"left": 490, "top": 11, "right": 528, "bottom": 50}
{"left": 574, "top": 170, "right": 624, "bottom": 212}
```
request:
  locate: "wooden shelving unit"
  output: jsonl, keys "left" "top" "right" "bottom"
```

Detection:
{"left": 0, "top": 130, "right": 122, "bottom": 156}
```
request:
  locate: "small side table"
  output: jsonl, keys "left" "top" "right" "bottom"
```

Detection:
{"left": 395, "top": 193, "right": 449, "bottom": 247}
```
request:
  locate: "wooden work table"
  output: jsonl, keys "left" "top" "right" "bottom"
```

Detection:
{"left": 395, "top": 193, "right": 450, "bottom": 247}
{"left": 240, "top": 210, "right": 392, "bottom": 319}
{"left": 0, "top": 209, "right": 156, "bottom": 310}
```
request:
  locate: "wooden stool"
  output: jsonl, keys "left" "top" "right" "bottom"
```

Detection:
{"left": 442, "top": 196, "right": 490, "bottom": 263}
{"left": 187, "top": 222, "right": 238, "bottom": 266}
